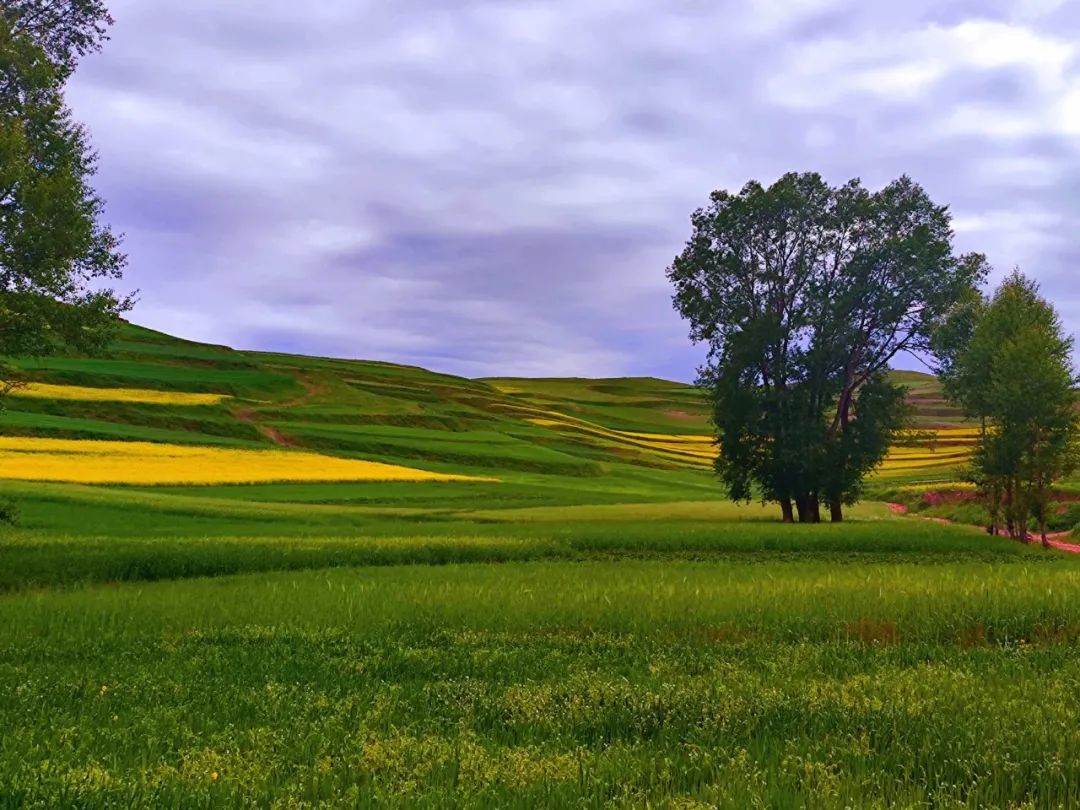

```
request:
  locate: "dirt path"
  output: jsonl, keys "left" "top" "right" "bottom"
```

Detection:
{"left": 887, "top": 502, "right": 1080, "bottom": 554}
{"left": 233, "top": 408, "right": 298, "bottom": 449}
{"left": 985, "top": 529, "right": 1080, "bottom": 553}
{"left": 228, "top": 371, "right": 332, "bottom": 449}
{"left": 1030, "top": 532, "right": 1080, "bottom": 553}
{"left": 281, "top": 373, "right": 330, "bottom": 408}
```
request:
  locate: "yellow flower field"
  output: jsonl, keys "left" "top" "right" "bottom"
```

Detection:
{"left": 528, "top": 417, "right": 716, "bottom": 466}
{"left": 896, "top": 481, "right": 977, "bottom": 494}
{"left": 529, "top": 409, "right": 977, "bottom": 477}
{"left": 11, "top": 383, "right": 228, "bottom": 406}
{"left": 0, "top": 438, "right": 485, "bottom": 485}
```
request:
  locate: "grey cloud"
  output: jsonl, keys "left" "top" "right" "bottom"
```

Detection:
{"left": 65, "top": 0, "right": 1080, "bottom": 378}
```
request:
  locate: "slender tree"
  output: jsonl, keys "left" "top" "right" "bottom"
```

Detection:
{"left": 0, "top": 1, "right": 130, "bottom": 389}
{"left": 937, "top": 272, "right": 1079, "bottom": 544}
{"left": 669, "top": 172, "right": 983, "bottom": 521}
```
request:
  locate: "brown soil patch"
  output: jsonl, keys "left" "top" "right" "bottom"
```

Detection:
{"left": 847, "top": 619, "right": 899, "bottom": 646}
{"left": 956, "top": 624, "right": 988, "bottom": 648}
{"left": 664, "top": 410, "right": 701, "bottom": 421}
{"left": 1032, "top": 624, "right": 1080, "bottom": 645}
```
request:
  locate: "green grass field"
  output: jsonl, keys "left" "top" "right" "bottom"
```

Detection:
{"left": 4, "top": 324, "right": 1078, "bottom": 808}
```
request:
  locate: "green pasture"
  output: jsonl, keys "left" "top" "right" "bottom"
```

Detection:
{"left": 4, "top": 323, "right": 1076, "bottom": 807}
{"left": 3, "top": 524, "right": 1080, "bottom": 807}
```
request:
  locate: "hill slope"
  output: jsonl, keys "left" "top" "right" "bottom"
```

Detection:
{"left": 0, "top": 322, "right": 967, "bottom": 499}
{"left": 3, "top": 324, "right": 717, "bottom": 474}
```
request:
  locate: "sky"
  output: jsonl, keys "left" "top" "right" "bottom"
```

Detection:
{"left": 66, "top": 0, "right": 1080, "bottom": 381}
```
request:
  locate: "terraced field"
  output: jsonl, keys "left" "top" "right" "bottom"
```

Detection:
{"left": 6, "top": 324, "right": 1079, "bottom": 808}
{"left": 0, "top": 323, "right": 973, "bottom": 489}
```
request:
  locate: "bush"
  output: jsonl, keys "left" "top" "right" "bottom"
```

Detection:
{"left": 1046, "top": 503, "right": 1080, "bottom": 532}
{"left": 0, "top": 498, "right": 19, "bottom": 527}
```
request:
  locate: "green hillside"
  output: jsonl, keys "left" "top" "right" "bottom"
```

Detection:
{"left": 0, "top": 320, "right": 976, "bottom": 540}
{"left": 1, "top": 322, "right": 962, "bottom": 471}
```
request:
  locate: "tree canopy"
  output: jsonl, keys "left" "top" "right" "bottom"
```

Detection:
{"left": 3, "top": 0, "right": 113, "bottom": 77}
{"left": 669, "top": 172, "right": 986, "bottom": 522}
{"left": 0, "top": 0, "right": 129, "bottom": 370}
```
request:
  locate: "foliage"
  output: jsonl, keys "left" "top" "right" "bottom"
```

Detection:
{"left": 821, "top": 373, "right": 910, "bottom": 508}
{"left": 2, "top": 0, "right": 113, "bottom": 78}
{"left": 937, "top": 271, "right": 1080, "bottom": 540}
{"left": 0, "top": 1, "right": 130, "bottom": 380}
{"left": 0, "top": 495, "right": 17, "bottom": 525}
{"left": 668, "top": 172, "right": 985, "bottom": 521}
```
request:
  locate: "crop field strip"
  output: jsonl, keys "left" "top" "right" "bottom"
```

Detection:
{"left": 0, "top": 437, "right": 487, "bottom": 485}
{"left": 10, "top": 382, "right": 230, "bottom": 406}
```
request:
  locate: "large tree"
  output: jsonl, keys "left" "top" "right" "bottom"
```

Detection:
{"left": 0, "top": 0, "right": 129, "bottom": 382}
{"left": 668, "top": 172, "right": 984, "bottom": 522}
{"left": 936, "top": 271, "right": 1079, "bottom": 543}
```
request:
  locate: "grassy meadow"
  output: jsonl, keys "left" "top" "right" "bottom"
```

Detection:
{"left": 3, "top": 324, "right": 1080, "bottom": 807}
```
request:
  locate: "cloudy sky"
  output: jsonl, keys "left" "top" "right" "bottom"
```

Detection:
{"left": 67, "top": 0, "right": 1080, "bottom": 380}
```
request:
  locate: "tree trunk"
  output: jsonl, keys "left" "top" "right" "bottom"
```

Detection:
{"left": 829, "top": 496, "right": 843, "bottom": 523}
{"left": 807, "top": 493, "right": 821, "bottom": 524}
{"left": 794, "top": 494, "right": 809, "bottom": 523}
{"left": 780, "top": 497, "right": 794, "bottom": 523}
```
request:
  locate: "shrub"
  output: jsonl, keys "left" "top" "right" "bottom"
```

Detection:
{"left": 0, "top": 498, "right": 19, "bottom": 526}
{"left": 1047, "top": 504, "right": 1080, "bottom": 532}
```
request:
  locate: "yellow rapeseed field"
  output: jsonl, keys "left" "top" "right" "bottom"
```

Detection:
{"left": 528, "top": 417, "right": 716, "bottom": 466}
{"left": 533, "top": 411, "right": 976, "bottom": 477}
{"left": 897, "top": 481, "right": 976, "bottom": 494}
{"left": 12, "top": 383, "right": 228, "bottom": 406}
{"left": 0, "top": 438, "right": 486, "bottom": 485}
{"left": 620, "top": 430, "right": 713, "bottom": 444}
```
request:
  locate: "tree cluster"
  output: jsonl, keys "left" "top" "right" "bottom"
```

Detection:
{"left": 668, "top": 172, "right": 986, "bottom": 522}
{"left": 935, "top": 272, "right": 1080, "bottom": 544}
{"left": 0, "top": 0, "right": 129, "bottom": 378}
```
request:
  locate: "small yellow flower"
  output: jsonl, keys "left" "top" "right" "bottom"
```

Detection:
{"left": 210, "top": 771, "right": 219, "bottom": 781}
{"left": 99, "top": 685, "right": 108, "bottom": 696}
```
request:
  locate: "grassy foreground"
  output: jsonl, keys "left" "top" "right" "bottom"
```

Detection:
{"left": 4, "top": 324, "right": 1077, "bottom": 808}
{"left": 4, "top": 505, "right": 1080, "bottom": 808}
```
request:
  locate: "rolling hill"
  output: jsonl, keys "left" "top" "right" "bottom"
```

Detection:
{"left": 0, "top": 322, "right": 970, "bottom": 496}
